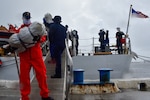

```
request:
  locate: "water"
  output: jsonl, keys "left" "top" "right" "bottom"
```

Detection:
{"left": 123, "top": 62, "right": 150, "bottom": 79}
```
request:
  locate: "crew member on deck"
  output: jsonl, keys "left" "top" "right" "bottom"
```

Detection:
{"left": 116, "top": 27, "right": 125, "bottom": 54}
{"left": 98, "top": 29, "right": 105, "bottom": 52}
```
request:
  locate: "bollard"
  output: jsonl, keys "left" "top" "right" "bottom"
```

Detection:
{"left": 98, "top": 68, "right": 113, "bottom": 83}
{"left": 138, "top": 83, "right": 147, "bottom": 91}
{"left": 73, "top": 69, "right": 84, "bottom": 84}
{"left": 82, "top": 53, "right": 84, "bottom": 56}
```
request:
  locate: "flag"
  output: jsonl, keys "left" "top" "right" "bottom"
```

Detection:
{"left": 132, "top": 8, "right": 149, "bottom": 18}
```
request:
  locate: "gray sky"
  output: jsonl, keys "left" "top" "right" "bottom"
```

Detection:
{"left": 1, "top": 0, "right": 150, "bottom": 57}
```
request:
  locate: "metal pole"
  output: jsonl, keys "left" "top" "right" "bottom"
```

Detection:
{"left": 125, "top": 5, "right": 132, "bottom": 54}
{"left": 92, "top": 37, "right": 94, "bottom": 53}
{"left": 14, "top": 52, "right": 20, "bottom": 77}
{"left": 126, "top": 5, "right": 132, "bottom": 35}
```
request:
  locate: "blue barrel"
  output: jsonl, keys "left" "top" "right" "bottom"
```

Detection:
{"left": 98, "top": 68, "right": 113, "bottom": 83}
{"left": 73, "top": 69, "right": 84, "bottom": 84}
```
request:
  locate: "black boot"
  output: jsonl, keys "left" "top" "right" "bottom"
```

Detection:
{"left": 51, "top": 74, "right": 61, "bottom": 78}
{"left": 42, "top": 96, "right": 54, "bottom": 100}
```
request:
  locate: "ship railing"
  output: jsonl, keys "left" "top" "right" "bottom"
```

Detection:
{"left": 64, "top": 39, "right": 73, "bottom": 100}
{"left": 77, "top": 37, "right": 131, "bottom": 55}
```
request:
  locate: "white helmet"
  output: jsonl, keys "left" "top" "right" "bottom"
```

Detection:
{"left": 44, "top": 13, "right": 53, "bottom": 24}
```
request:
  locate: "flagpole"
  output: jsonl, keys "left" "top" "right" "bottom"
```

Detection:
{"left": 126, "top": 5, "right": 132, "bottom": 35}
{"left": 125, "top": 5, "right": 132, "bottom": 54}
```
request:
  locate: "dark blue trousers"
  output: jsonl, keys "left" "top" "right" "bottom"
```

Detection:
{"left": 53, "top": 45, "right": 65, "bottom": 76}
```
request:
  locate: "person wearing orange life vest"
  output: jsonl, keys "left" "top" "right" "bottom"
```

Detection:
{"left": 17, "top": 12, "right": 54, "bottom": 100}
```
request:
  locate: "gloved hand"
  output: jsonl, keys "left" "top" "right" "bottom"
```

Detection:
{"left": 33, "top": 36, "right": 41, "bottom": 41}
{"left": 2, "top": 44, "right": 10, "bottom": 49}
{"left": 2, "top": 44, "right": 17, "bottom": 53}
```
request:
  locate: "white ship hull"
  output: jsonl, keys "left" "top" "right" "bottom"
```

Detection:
{"left": 72, "top": 54, "right": 132, "bottom": 80}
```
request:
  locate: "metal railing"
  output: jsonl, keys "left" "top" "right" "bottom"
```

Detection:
{"left": 64, "top": 39, "right": 73, "bottom": 100}
{"left": 78, "top": 36, "right": 132, "bottom": 55}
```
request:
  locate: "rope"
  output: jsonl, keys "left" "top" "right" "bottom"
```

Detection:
{"left": 136, "top": 55, "right": 150, "bottom": 62}
{"left": 138, "top": 55, "right": 150, "bottom": 59}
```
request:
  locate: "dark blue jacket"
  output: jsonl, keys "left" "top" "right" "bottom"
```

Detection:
{"left": 48, "top": 23, "right": 66, "bottom": 47}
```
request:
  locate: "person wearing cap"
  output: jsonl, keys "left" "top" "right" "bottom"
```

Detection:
{"left": 8, "top": 12, "right": 31, "bottom": 33}
{"left": 16, "top": 12, "right": 54, "bottom": 100}
{"left": 98, "top": 29, "right": 105, "bottom": 52}
{"left": 116, "top": 27, "right": 125, "bottom": 54}
{"left": 15, "top": 12, "right": 32, "bottom": 33}
{"left": 48, "top": 16, "right": 66, "bottom": 78}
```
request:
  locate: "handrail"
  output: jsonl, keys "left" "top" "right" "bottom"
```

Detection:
{"left": 64, "top": 39, "right": 73, "bottom": 100}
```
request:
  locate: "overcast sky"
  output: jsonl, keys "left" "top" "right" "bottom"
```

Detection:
{"left": 1, "top": 0, "right": 150, "bottom": 57}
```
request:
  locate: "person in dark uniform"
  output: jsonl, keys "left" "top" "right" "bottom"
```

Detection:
{"left": 116, "top": 27, "right": 125, "bottom": 54}
{"left": 105, "top": 30, "right": 109, "bottom": 46}
{"left": 98, "top": 29, "right": 105, "bottom": 52}
{"left": 48, "top": 16, "right": 66, "bottom": 78}
{"left": 74, "top": 31, "right": 79, "bottom": 55}
{"left": 43, "top": 13, "right": 56, "bottom": 64}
